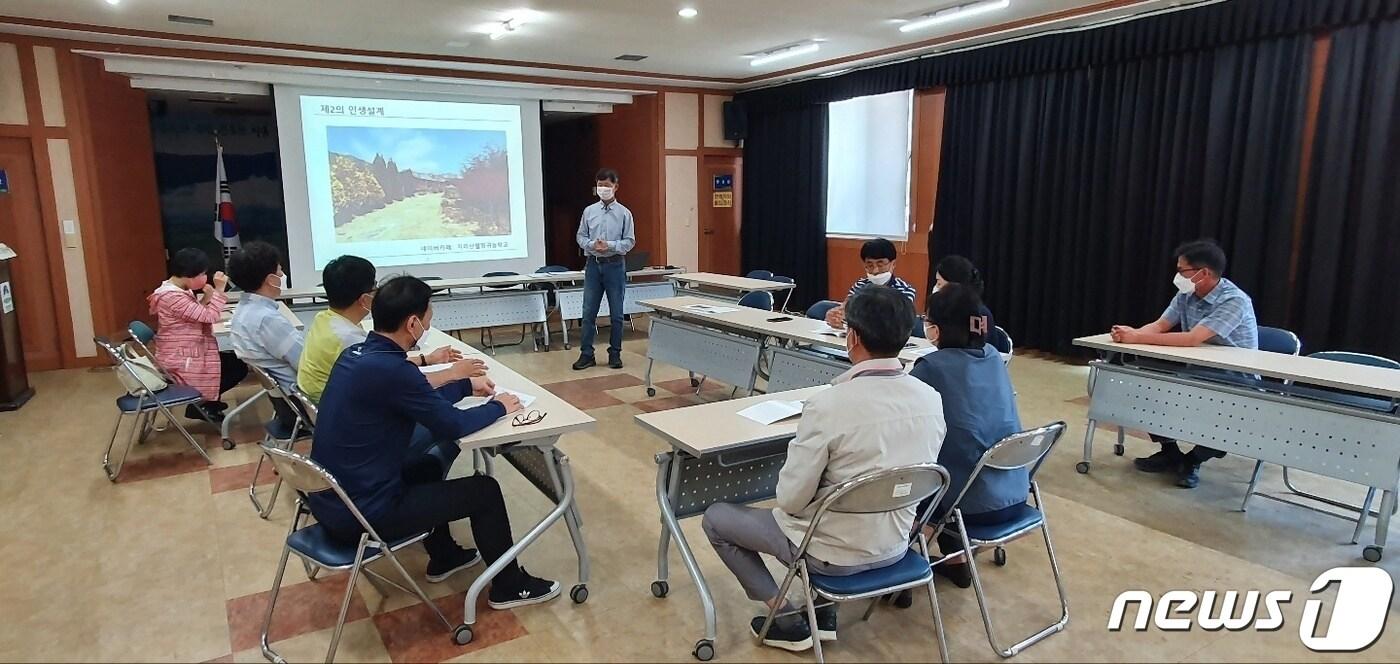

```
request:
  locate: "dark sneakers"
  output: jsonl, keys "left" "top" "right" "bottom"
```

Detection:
{"left": 814, "top": 602, "right": 837, "bottom": 642}
{"left": 934, "top": 561, "right": 973, "bottom": 588}
{"left": 488, "top": 569, "right": 561, "bottom": 609}
{"left": 608, "top": 354, "right": 623, "bottom": 369}
{"left": 185, "top": 404, "right": 223, "bottom": 424}
{"left": 424, "top": 548, "right": 481, "bottom": 583}
{"left": 1133, "top": 448, "right": 1183, "bottom": 473}
{"left": 571, "top": 355, "right": 596, "bottom": 371}
{"left": 750, "top": 613, "right": 813, "bottom": 652}
{"left": 1177, "top": 462, "right": 1202, "bottom": 489}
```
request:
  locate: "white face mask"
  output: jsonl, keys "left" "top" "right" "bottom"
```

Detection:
{"left": 267, "top": 272, "right": 288, "bottom": 291}
{"left": 867, "top": 271, "right": 893, "bottom": 286}
{"left": 1173, "top": 272, "right": 1196, "bottom": 295}
{"left": 596, "top": 186, "right": 615, "bottom": 201}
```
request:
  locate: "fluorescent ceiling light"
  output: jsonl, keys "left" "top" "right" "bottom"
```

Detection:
{"left": 678, "top": 7, "right": 698, "bottom": 18}
{"left": 749, "top": 42, "right": 820, "bottom": 68}
{"left": 104, "top": 0, "right": 120, "bottom": 5}
{"left": 899, "top": 0, "right": 1010, "bottom": 33}
{"left": 489, "top": 18, "right": 521, "bottom": 40}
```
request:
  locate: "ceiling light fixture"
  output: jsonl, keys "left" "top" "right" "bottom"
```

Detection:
{"left": 489, "top": 17, "right": 521, "bottom": 40}
{"left": 748, "top": 42, "right": 820, "bottom": 68}
{"left": 104, "top": 0, "right": 120, "bottom": 5}
{"left": 678, "top": 7, "right": 698, "bottom": 18}
{"left": 899, "top": 0, "right": 1010, "bottom": 33}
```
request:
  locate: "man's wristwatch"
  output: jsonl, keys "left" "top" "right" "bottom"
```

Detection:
{"left": 416, "top": 355, "right": 426, "bottom": 367}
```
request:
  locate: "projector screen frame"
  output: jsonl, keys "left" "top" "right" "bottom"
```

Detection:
{"left": 274, "top": 84, "right": 548, "bottom": 287}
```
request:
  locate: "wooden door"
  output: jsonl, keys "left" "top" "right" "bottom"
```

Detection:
{"left": 0, "top": 138, "right": 63, "bottom": 370}
{"left": 699, "top": 156, "right": 741, "bottom": 275}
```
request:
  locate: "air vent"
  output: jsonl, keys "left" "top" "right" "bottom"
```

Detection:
{"left": 168, "top": 14, "right": 214, "bottom": 26}
{"left": 614, "top": 54, "right": 648, "bottom": 61}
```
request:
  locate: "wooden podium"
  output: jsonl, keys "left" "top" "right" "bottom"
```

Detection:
{"left": 0, "top": 244, "right": 34, "bottom": 411}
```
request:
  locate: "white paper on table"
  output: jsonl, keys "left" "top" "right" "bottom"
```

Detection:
{"left": 684, "top": 304, "right": 740, "bottom": 315}
{"left": 815, "top": 324, "right": 847, "bottom": 338}
{"left": 737, "top": 400, "right": 805, "bottom": 425}
{"left": 454, "top": 387, "right": 537, "bottom": 410}
{"left": 906, "top": 346, "right": 939, "bottom": 359}
{"left": 419, "top": 363, "right": 452, "bottom": 374}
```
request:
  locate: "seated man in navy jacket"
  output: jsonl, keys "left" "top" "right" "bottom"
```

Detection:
{"left": 309, "top": 275, "right": 560, "bottom": 609}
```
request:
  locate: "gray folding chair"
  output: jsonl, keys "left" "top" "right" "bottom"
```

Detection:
{"left": 1241, "top": 350, "right": 1400, "bottom": 556}
{"left": 931, "top": 421, "right": 1069, "bottom": 658}
{"left": 96, "top": 337, "right": 210, "bottom": 481}
{"left": 757, "top": 463, "right": 953, "bottom": 664}
{"left": 247, "top": 365, "right": 312, "bottom": 519}
{"left": 257, "top": 446, "right": 468, "bottom": 664}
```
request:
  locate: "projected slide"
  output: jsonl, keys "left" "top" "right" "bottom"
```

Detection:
{"left": 300, "top": 95, "right": 528, "bottom": 269}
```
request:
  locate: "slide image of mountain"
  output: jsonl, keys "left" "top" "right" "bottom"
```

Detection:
{"left": 327, "top": 126, "right": 511, "bottom": 242}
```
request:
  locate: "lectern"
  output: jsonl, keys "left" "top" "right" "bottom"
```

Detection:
{"left": 0, "top": 243, "right": 34, "bottom": 411}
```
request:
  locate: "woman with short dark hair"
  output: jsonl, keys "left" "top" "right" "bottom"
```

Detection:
{"left": 147, "top": 247, "right": 247, "bottom": 422}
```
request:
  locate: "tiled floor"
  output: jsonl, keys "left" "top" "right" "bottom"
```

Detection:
{"left": 2, "top": 322, "right": 1399, "bottom": 662}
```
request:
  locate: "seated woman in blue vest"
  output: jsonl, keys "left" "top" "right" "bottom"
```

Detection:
{"left": 907, "top": 283, "right": 1026, "bottom": 592}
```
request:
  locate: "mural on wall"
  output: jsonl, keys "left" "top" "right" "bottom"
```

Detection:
{"left": 149, "top": 100, "right": 287, "bottom": 273}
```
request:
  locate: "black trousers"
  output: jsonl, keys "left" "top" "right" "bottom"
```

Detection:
{"left": 216, "top": 351, "right": 249, "bottom": 399}
{"left": 370, "top": 450, "right": 522, "bottom": 584}
{"left": 1150, "top": 434, "right": 1226, "bottom": 464}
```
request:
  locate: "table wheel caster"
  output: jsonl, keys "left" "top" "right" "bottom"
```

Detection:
{"left": 1076, "top": 461, "right": 1090, "bottom": 474}
{"left": 1113, "top": 443, "right": 1125, "bottom": 456}
{"left": 1363, "top": 545, "right": 1383, "bottom": 562}
{"left": 651, "top": 580, "right": 669, "bottom": 598}
{"left": 453, "top": 624, "right": 473, "bottom": 645}
{"left": 221, "top": 438, "right": 236, "bottom": 450}
{"left": 646, "top": 387, "right": 657, "bottom": 397}
{"left": 690, "top": 378, "right": 700, "bottom": 388}
{"left": 993, "top": 546, "right": 1007, "bottom": 566}
{"left": 693, "top": 639, "right": 715, "bottom": 661}
{"left": 571, "top": 584, "right": 589, "bottom": 604}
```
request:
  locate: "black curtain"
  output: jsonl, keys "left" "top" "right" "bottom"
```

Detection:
{"left": 1294, "top": 18, "right": 1400, "bottom": 358}
{"left": 738, "top": 0, "right": 1400, "bottom": 114}
{"left": 930, "top": 35, "right": 1311, "bottom": 355}
{"left": 740, "top": 104, "right": 829, "bottom": 310}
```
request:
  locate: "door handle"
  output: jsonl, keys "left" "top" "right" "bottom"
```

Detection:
{"left": 703, "top": 229, "right": 715, "bottom": 235}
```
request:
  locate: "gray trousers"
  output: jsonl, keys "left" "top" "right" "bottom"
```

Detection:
{"left": 701, "top": 502, "right": 888, "bottom": 604}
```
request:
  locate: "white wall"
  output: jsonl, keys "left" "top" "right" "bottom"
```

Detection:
{"left": 664, "top": 155, "right": 698, "bottom": 272}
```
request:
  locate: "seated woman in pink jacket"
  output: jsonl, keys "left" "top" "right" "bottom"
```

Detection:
{"left": 147, "top": 248, "right": 248, "bottom": 422}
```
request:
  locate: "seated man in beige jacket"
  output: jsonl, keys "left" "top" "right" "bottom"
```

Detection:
{"left": 702, "top": 286, "right": 947, "bottom": 652}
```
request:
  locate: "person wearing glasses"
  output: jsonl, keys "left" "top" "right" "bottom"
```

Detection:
{"left": 309, "top": 275, "right": 561, "bottom": 607}
{"left": 297, "top": 255, "right": 464, "bottom": 403}
{"left": 1108, "top": 239, "right": 1259, "bottom": 488}
{"left": 701, "top": 287, "right": 946, "bottom": 652}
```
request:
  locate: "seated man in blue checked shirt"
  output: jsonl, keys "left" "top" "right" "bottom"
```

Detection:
{"left": 1109, "top": 239, "right": 1259, "bottom": 489}
{"left": 308, "top": 275, "right": 560, "bottom": 608}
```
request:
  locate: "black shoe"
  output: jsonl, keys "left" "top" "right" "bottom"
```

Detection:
{"left": 814, "top": 602, "right": 837, "bottom": 642}
{"left": 204, "top": 400, "right": 229, "bottom": 414}
{"left": 1177, "top": 462, "right": 1202, "bottom": 489}
{"left": 424, "top": 548, "right": 481, "bottom": 583}
{"left": 892, "top": 589, "right": 913, "bottom": 609}
{"left": 1134, "top": 448, "right": 1183, "bottom": 473}
{"left": 608, "top": 355, "right": 623, "bottom": 369}
{"left": 571, "top": 355, "right": 596, "bottom": 371}
{"left": 185, "top": 404, "right": 223, "bottom": 424}
{"left": 750, "top": 613, "right": 813, "bottom": 652}
{"left": 488, "top": 569, "right": 561, "bottom": 609}
{"left": 934, "top": 561, "right": 973, "bottom": 589}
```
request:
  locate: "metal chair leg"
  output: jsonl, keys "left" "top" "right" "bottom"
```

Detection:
{"left": 325, "top": 535, "right": 370, "bottom": 663}
{"left": 259, "top": 544, "right": 294, "bottom": 664}
{"left": 155, "top": 401, "right": 212, "bottom": 463}
{"left": 1352, "top": 488, "right": 1378, "bottom": 545}
{"left": 1241, "top": 460, "right": 1266, "bottom": 512}
{"left": 380, "top": 548, "right": 455, "bottom": 630}
{"left": 102, "top": 411, "right": 134, "bottom": 481}
{"left": 799, "top": 562, "right": 824, "bottom": 664}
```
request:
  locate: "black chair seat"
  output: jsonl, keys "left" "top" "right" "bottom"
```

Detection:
{"left": 116, "top": 384, "right": 203, "bottom": 412}
{"left": 809, "top": 547, "right": 932, "bottom": 597}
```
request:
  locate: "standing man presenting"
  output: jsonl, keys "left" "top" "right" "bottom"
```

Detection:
{"left": 573, "top": 168, "right": 635, "bottom": 370}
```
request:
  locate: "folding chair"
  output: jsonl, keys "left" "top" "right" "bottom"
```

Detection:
{"left": 96, "top": 337, "right": 210, "bottom": 481}
{"left": 737, "top": 291, "right": 773, "bottom": 311}
{"left": 761, "top": 274, "right": 796, "bottom": 314}
{"left": 806, "top": 301, "right": 839, "bottom": 321}
{"left": 480, "top": 271, "right": 531, "bottom": 353}
{"left": 531, "top": 265, "right": 572, "bottom": 348}
{"left": 932, "top": 421, "right": 1069, "bottom": 658}
{"left": 1241, "top": 350, "right": 1400, "bottom": 556}
{"left": 247, "top": 365, "right": 312, "bottom": 519}
{"left": 257, "top": 445, "right": 469, "bottom": 663}
{"left": 126, "top": 320, "right": 185, "bottom": 437}
{"left": 757, "top": 463, "right": 953, "bottom": 664}
{"left": 992, "top": 326, "right": 1013, "bottom": 366}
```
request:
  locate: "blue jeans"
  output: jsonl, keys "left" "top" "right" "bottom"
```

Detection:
{"left": 580, "top": 257, "right": 626, "bottom": 359}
